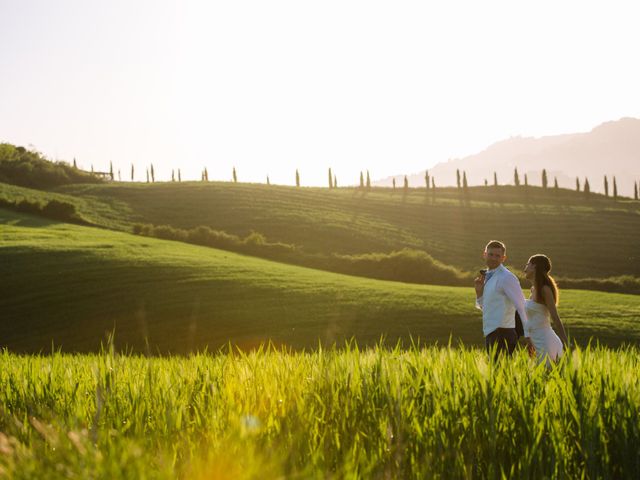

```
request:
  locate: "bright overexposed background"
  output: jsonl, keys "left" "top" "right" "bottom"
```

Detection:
{"left": 1, "top": 0, "right": 639, "bottom": 185}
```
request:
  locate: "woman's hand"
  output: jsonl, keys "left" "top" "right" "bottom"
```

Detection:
{"left": 523, "top": 337, "right": 536, "bottom": 358}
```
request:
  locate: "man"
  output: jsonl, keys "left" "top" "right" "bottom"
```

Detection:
{"left": 474, "top": 240, "right": 530, "bottom": 357}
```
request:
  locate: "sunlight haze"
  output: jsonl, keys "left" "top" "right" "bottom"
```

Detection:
{"left": 1, "top": 0, "right": 639, "bottom": 185}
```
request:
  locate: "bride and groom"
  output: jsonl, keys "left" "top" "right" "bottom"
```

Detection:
{"left": 474, "top": 240, "right": 569, "bottom": 365}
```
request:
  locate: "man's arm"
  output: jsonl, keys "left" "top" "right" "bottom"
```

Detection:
{"left": 474, "top": 275, "right": 484, "bottom": 310}
{"left": 501, "top": 274, "right": 529, "bottom": 334}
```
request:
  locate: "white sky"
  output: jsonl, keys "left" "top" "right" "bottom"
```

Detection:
{"left": 1, "top": 0, "right": 639, "bottom": 185}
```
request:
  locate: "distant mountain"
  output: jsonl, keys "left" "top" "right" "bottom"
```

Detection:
{"left": 377, "top": 117, "right": 640, "bottom": 196}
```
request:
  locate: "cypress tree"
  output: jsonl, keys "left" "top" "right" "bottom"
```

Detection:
{"left": 462, "top": 171, "right": 468, "bottom": 190}
{"left": 431, "top": 177, "right": 435, "bottom": 189}
{"left": 634, "top": 181, "right": 638, "bottom": 200}
{"left": 524, "top": 173, "right": 528, "bottom": 186}
{"left": 267, "top": 175, "right": 270, "bottom": 186}
{"left": 575, "top": 177, "right": 580, "bottom": 192}
{"left": 109, "top": 161, "right": 114, "bottom": 181}
{"left": 542, "top": 169, "right": 548, "bottom": 189}
{"left": 425, "top": 170, "right": 430, "bottom": 189}
{"left": 334, "top": 175, "right": 337, "bottom": 188}
{"left": 73, "top": 158, "right": 77, "bottom": 169}
{"left": 493, "top": 172, "right": 498, "bottom": 186}
{"left": 514, "top": 167, "right": 520, "bottom": 187}
{"left": 131, "top": 164, "right": 134, "bottom": 181}
{"left": 456, "top": 169, "right": 461, "bottom": 188}
{"left": 118, "top": 169, "right": 121, "bottom": 181}
{"left": 392, "top": 178, "right": 396, "bottom": 190}
{"left": 584, "top": 177, "right": 591, "bottom": 198}
{"left": 359, "top": 171, "right": 364, "bottom": 188}
{"left": 484, "top": 179, "right": 488, "bottom": 187}
{"left": 150, "top": 164, "right": 155, "bottom": 183}
{"left": 146, "top": 169, "right": 149, "bottom": 183}
{"left": 204, "top": 168, "right": 209, "bottom": 181}
{"left": 554, "top": 177, "right": 558, "bottom": 189}
{"left": 328, "top": 168, "right": 333, "bottom": 188}
{"left": 233, "top": 167, "right": 237, "bottom": 183}
{"left": 403, "top": 175, "right": 409, "bottom": 190}
{"left": 91, "top": 164, "right": 94, "bottom": 173}
{"left": 366, "top": 170, "right": 371, "bottom": 189}
{"left": 172, "top": 170, "right": 175, "bottom": 182}
{"left": 613, "top": 176, "right": 618, "bottom": 199}
{"left": 296, "top": 169, "right": 300, "bottom": 187}
{"left": 604, "top": 176, "right": 609, "bottom": 197}
{"left": 178, "top": 169, "right": 181, "bottom": 182}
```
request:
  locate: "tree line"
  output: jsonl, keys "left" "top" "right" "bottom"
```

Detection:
{"left": 2, "top": 142, "right": 638, "bottom": 200}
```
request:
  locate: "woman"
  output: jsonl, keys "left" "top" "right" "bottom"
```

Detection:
{"left": 523, "top": 254, "right": 569, "bottom": 365}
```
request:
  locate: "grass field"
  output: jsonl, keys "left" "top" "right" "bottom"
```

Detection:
{"left": 3, "top": 179, "right": 640, "bottom": 282}
{"left": 2, "top": 208, "right": 639, "bottom": 353}
{"left": 50, "top": 181, "right": 640, "bottom": 280}
{"left": 1, "top": 345, "right": 638, "bottom": 478}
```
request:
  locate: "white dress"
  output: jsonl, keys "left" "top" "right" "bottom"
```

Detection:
{"left": 525, "top": 299, "right": 563, "bottom": 365}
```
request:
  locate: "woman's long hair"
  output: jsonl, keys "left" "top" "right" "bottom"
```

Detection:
{"left": 529, "top": 254, "right": 559, "bottom": 305}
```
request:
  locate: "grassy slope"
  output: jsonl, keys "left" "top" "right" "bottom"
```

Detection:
{"left": 2, "top": 208, "right": 639, "bottom": 353}
{"left": 52, "top": 181, "right": 640, "bottom": 279}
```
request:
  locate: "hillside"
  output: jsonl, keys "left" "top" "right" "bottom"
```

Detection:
{"left": 383, "top": 117, "right": 640, "bottom": 197}
{"left": 0, "top": 143, "right": 102, "bottom": 188}
{"left": 2, "top": 208, "right": 639, "bottom": 353}
{"left": 47, "top": 180, "right": 640, "bottom": 281}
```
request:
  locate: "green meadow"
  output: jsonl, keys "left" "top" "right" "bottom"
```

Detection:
{"left": 2, "top": 208, "right": 639, "bottom": 353}
{"left": 54, "top": 181, "right": 640, "bottom": 279}
{"left": 1, "top": 345, "right": 638, "bottom": 479}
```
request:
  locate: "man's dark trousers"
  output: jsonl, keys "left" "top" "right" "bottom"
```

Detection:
{"left": 485, "top": 327, "right": 518, "bottom": 358}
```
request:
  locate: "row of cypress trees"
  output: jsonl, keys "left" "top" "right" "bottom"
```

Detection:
{"left": 82, "top": 161, "right": 640, "bottom": 199}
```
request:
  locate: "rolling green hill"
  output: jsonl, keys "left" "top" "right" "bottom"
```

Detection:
{"left": 2, "top": 208, "right": 639, "bottom": 353}
{"left": 50, "top": 181, "right": 640, "bottom": 280}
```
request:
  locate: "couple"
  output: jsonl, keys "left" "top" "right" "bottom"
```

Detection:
{"left": 474, "top": 240, "right": 568, "bottom": 365}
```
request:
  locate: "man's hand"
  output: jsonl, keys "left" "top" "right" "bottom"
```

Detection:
{"left": 474, "top": 275, "right": 485, "bottom": 298}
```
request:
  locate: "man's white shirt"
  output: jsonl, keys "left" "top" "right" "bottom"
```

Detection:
{"left": 475, "top": 264, "right": 529, "bottom": 337}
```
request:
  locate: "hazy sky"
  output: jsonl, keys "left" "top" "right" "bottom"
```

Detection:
{"left": 1, "top": 0, "right": 639, "bottom": 185}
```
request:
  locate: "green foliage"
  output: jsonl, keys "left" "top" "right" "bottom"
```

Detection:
{"left": 0, "top": 345, "right": 638, "bottom": 478}
{"left": 584, "top": 177, "right": 591, "bottom": 198}
{"left": 558, "top": 275, "right": 640, "bottom": 295}
{"left": 0, "top": 196, "right": 84, "bottom": 224}
{"left": 0, "top": 143, "right": 102, "bottom": 189}
{"left": 132, "top": 222, "right": 295, "bottom": 257}
{"left": 331, "top": 248, "right": 471, "bottom": 286}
